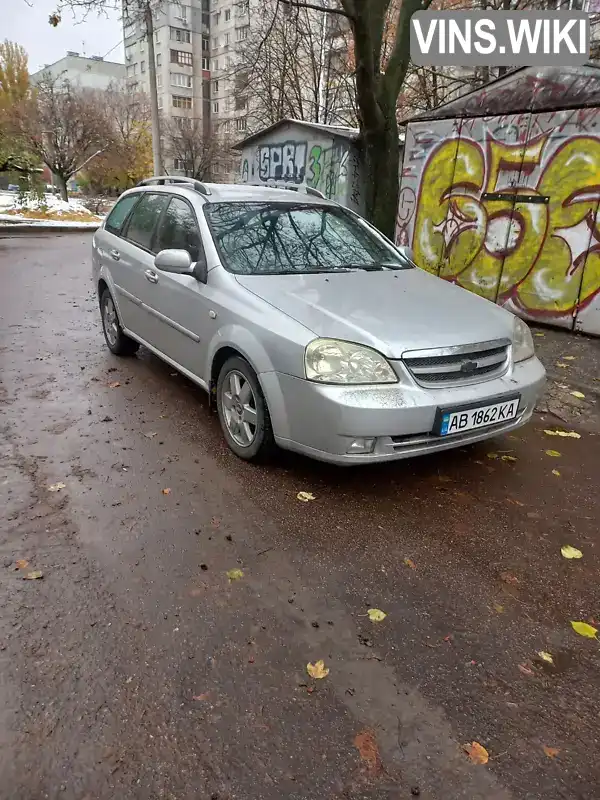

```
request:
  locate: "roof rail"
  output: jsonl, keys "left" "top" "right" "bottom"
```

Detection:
{"left": 279, "top": 184, "right": 327, "bottom": 200}
{"left": 137, "top": 176, "right": 212, "bottom": 196}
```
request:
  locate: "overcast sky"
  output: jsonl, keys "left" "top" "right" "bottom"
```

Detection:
{"left": 8, "top": 0, "right": 124, "bottom": 73}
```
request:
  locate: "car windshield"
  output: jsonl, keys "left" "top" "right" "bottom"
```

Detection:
{"left": 204, "top": 202, "right": 413, "bottom": 275}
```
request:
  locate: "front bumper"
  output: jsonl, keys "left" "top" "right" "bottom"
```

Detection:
{"left": 261, "top": 356, "right": 546, "bottom": 465}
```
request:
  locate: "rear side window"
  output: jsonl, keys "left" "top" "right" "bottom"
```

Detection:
{"left": 104, "top": 194, "right": 140, "bottom": 235}
{"left": 154, "top": 197, "right": 202, "bottom": 262}
{"left": 124, "top": 193, "right": 170, "bottom": 252}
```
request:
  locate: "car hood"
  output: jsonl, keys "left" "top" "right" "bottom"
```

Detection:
{"left": 235, "top": 268, "right": 515, "bottom": 358}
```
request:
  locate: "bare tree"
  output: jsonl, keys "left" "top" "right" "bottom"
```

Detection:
{"left": 163, "top": 116, "right": 225, "bottom": 180}
{"left": 12, "top": 75, "right": 107, "bottom": 200}
{"left": 232, "top": 2, "right": 357, "bottom": 134}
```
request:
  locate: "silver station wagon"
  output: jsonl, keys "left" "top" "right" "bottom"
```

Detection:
{"left": 92, "top": 177, "right": 546, "bottom": 464}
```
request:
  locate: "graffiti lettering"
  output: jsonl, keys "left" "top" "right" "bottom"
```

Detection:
{"left": 257, "top": 141, "right": 307, "bottom": 184}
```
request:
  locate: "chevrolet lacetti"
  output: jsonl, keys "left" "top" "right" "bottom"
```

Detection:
{"left": 91, "top": 177, "right": 546, "bottom": 465}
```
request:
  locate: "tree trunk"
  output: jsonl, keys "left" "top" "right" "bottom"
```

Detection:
{"left": 55, "top": 173, "right": 68, "bottom": 202}
{"left": 363, "top": 117, "right": 399, "bottom": 240}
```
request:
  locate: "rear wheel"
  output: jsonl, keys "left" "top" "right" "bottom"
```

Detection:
{"left": 100, "top": 288, "right": 139, "bottom": 356}
{"left": 216, "top": 356, "right": 275, "bottom": 462}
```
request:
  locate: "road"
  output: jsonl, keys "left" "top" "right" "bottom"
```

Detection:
{"left": 1, "top": 234, "right": 599, "bottom": 800}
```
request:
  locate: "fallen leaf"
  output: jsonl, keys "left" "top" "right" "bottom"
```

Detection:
{"left": 486, "top": 452, "right": 498, "bottom": 460}
{"left": 543, "top": 746, "right": 560, "bottom": 759}
{"left": 144, "top": 432, "right": 158, "bottom": 439}
{"left": 556, "top": 362, "right": 569, "bottom": 368}
{"left": 226, "top": 568, "right": 244, "bottom": 582}
{"left": 367, "top": 608, "right": 387, "bottom": 622}
{"left": 518, "top": 663, "right": 534, "bottom": 676}
{"left": 501, "top": 455, "right": 518, "bottom": 462}
{"left": 543, "top": 429, "right": 581, "bottom": 439}
{"left": 500, "top": 571, "right": 519, "bottom": 585}
{"left": 438, "top": 475, "right": 452, "bottom": 483}
{"left": 48, "top": 482, "right": 66, "bottom": 492}
{"left": 552, "top": 469, "right": 561, "bottom": 476}
{"left": 108, "top": 381, "right": 121, "bottom": 388}
{"left": 192, "top": 693, "right": 209, "bottom": 701}
{"left": 23, "top": 570, "right": 43, "bottom": 580}
{"left": 534, "top": 332, "right": 545, "bottom": 337}
{"left": 462, "top": 741, "right": 489, "bottom": 765}
{"left": 506, "top": 498, "right": 525, "bottom": 506}
{"left": 15, "top": 559, "right": 29, "bottom": 570}
{"left": 296, "top": 491, "right": 316, "bottom": 502}
{"left": 537, "top": 651, "right": 554, "bottom": 664}
{"left": 307, "top": 659, "right": 329, "bottom": 679}
{"left": 161, "top": 487, "right": 171, "bottom": 495}
{"left": 571, "top": 620, "right": 598, "bottom": 638}
{"left": 561, "top": 545, "right": 583, "bottom": 559}
{"left": 403, "top": 557, "right": 416, "bottom": 569}
{"left": 562, "top": 355, "right": 576, "bottom": 360}
{"left": 493, "top": 603, "right": 504, "bottom": 613}
{"left": 354, "top": 729, "right": 382, "bottom": 775}
{"left": 545, "top": 450, "right": 561, "bottom": 457}
{"left": 570, "top": 391, "right": 585, "bottom": 399}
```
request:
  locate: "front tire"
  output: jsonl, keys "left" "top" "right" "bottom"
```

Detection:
{"left": 100, "top": 288, "right": 139, "bottom": 356}
{"left": 216, "top": 357, "right": 276, "bottom": 462}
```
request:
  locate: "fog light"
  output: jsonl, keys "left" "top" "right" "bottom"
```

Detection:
{"left": 346, "top": 437, "right": 376, "bottom": 454}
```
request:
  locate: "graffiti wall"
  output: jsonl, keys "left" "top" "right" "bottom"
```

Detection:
{"left": 238, "top": 122, "right": 364, "bottom": 213}
{"left": 399, "top": 106, "right": 600, "bottom": 335}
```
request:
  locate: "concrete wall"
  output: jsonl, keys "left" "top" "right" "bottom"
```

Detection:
{"left": 398, "top": 108, "right": 600, "bottom": 335}
{"left": 31, "top": 56, "right": 125, "bottom": 91}
{"left": 238, "top": 122, "right": 364, "bottom": 213}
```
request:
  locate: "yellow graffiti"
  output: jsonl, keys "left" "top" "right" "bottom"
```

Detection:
{"left": 412, "top": 133, "right": 600, "bottom": 316}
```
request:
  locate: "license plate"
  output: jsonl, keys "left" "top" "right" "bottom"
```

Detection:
{"left": 436, "top": 396, "right": 520, "bottom": 436}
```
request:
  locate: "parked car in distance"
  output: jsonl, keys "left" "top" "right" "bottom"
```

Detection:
{"left": 92, "top": 177, "right": 546, "bottom": 465}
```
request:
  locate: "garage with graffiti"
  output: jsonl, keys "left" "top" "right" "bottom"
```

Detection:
{"left": 398, "top": 64, "right": 600, "bottom": 336}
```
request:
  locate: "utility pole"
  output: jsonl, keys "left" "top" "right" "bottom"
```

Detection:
{"left": 142, "top": 0, "right": 162, "bottom": 175}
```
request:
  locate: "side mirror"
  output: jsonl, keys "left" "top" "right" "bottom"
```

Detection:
{"left": 397, "top": 245, "right": 414, "bottom": 263}
{"left": 154, "top": 249, "right": 193, "bottom": 274}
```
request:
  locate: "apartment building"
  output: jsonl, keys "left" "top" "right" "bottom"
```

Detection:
{"left": 209, "top": 0, "right": 250, "bottom": 140}
{"left": 123, "top": 0, "right": 211, "bottom": 174}
{"left": 30, "top": 53, "right": 125, "bottom": 90}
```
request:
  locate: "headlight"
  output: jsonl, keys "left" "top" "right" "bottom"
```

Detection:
{"left": 305, "top": 338, "right": 397, "bottom": 384}
{"left": 512, "top": 317, "right": 535, "bottom": 363}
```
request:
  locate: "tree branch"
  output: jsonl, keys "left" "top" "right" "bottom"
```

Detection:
{"left": 278, "top": 0, "right": 353, "bottom": 20}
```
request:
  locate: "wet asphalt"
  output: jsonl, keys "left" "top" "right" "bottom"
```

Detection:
{"left": 0, "top": 233, "right": 599, "bottom": 800}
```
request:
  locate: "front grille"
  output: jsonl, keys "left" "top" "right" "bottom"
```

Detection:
{"left": 402, "top": 339, "right": 510, "bottom": 387}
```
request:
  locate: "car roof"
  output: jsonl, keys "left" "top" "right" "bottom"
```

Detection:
{"left": 123, "top": 180, "right": 337, "bottom": 207}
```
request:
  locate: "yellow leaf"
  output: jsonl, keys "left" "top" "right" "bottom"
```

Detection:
{"left": 367, "top": 608, "right": 387, "bottom": 622}
{"left": 537, "top": 651, "right": 554, "bottom": 664}
{"left": 501, "top": 455, "right": 517, "bottom": 462}
{"left": 306, "top": 659, "right": 329, "bottom": 679}
{"left": 493, "top": 603, "right": 504, "bottom": 613}
{"left": 296, "top": 491, "right": 316, "bottom": 502}
{"left": 161, "top": 487, "right": 171, "bottom": 495}
{"left": 486, "top": 452, "right": 498, "bottom": 460}
{"left": 556, "top": 362, "right": 569, "bottom": 368}
{"left": 545, "top": 450, "right": 561, "bottom": 457}
{"left": 23, "top": 570, "right": 43, "bottom": 580}
{"left": 543, "top": 746, "right": 560, "bottom": 759}
{"left": 534, "top": 332, "right": 545, "bottom": 337}
{"left": 543, "top": 429, "right": 581, "bottom": 439}
{"left": 403, "top": 557, "right": 416, "bottom": 569}
{"left": 571, "top": 621, "right": 598, "bottom": 638}
{"left": 552, "top": 469, "right": 561, "bottom": 477}
{"left": 48, "top": 482, "right": 66, "bottom": 492}
{"left": 462, "top": 741, "right": 489, "bottom": 765}
{"left": 561, "top": 545, "right": 583, "bottom": 559}
{"left": 226, "top": 568, "right": 244, "bottom": 582}
{"left": 15, "top": 559, "right": 29, "bottom": 570}
{"left": 562, "top": 355, "right": 576, "bottom": 360}
{"left": 570, "top": 391, "right": 585, "bottom": 399}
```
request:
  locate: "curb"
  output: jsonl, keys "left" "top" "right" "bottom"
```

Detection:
{"left": 0, "top": 224, "right": 100, "bottom": 237}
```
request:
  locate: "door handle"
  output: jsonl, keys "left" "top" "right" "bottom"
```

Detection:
{"left": 144, "top": 269, "right": 159, "bottom": 284}
{"left": 109, "top": 249, "right": 121, "bottom": 261}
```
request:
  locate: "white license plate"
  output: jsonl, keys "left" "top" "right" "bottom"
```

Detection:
{"left": 438, "top": 397, "right": 520, "bottom": 436}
